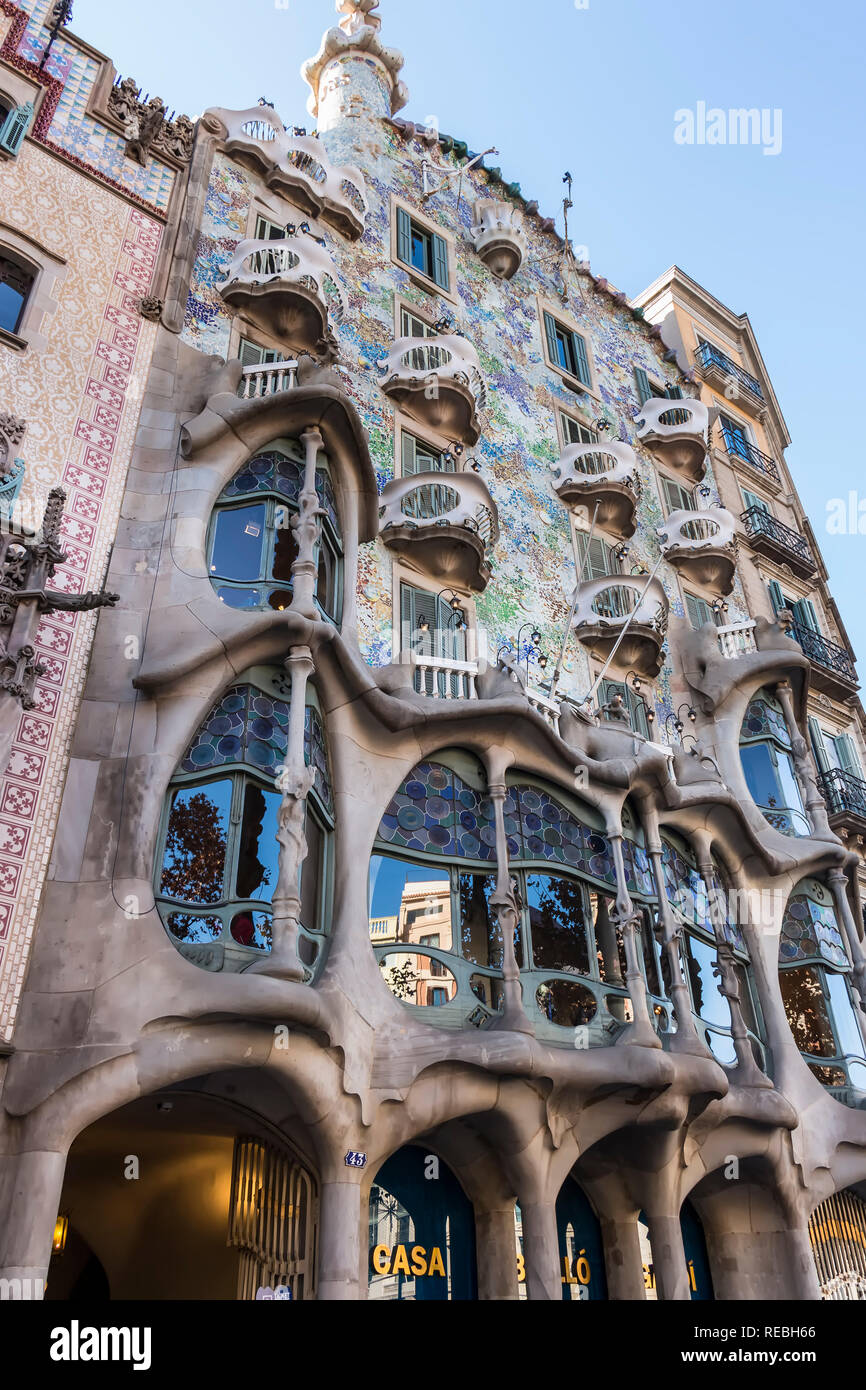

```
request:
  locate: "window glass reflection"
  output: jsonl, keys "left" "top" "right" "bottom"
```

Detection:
{"left": 272, "top": 504, "right": 297, "bottom": 582}
{"left": 779, "top": 966, "right": 837, "bottom": 1057}
{"left": 685, "top": 935, "right": 731, "bottom": 1028}
{"left": 236, "top": 782, "right": 280, "bottom": 901}
{"left": 368, "top": 855, "right": 453, "bottom": 953}
{"left": 536, "top": 978, "right": 598, "bottom": 1028}
{"left": 160, "top": 780, "right": 231, "bottom": 904}
{"left": 301, "top": 808, "right": 324, "bottom": 933}
{"left": 211, "top": 505, "right": 266, "bottom": 582}
{"left": 825, "top": 972, "right": 866, "bottom": 1060}
{"left": 594, "top": 893, "right": 627, "bottom": 986}
{"left": 459, "top": 873, "right": 501, "bottom": 968}
{"left": 527, "top": 873, "right": 591, "bottom": 976}
{"left": 379, "top": 952, "right": 458, "bottom": 1007}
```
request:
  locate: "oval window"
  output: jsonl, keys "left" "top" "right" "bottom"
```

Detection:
{"left": 535, "top": 979, "right": 598, "bottom": 1028}
{"left": 379, "top": 952, "right": 458, "bottom": 1007}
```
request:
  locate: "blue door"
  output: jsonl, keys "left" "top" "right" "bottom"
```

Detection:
{"left": 368, "top": 1146, "right": 477, "bottom": 1300}
{"left": 556, "top": 1177, "right": 608, "bottom": 1300}
{"left": 681, "top": 1201, "right": 714, "bottom": 1300}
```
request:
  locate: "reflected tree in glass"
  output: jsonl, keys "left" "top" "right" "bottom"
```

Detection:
{"left": 160, "top": 782, "right": 230, "bottom": 904}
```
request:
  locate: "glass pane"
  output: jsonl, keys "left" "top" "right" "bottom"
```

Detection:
{"left": 229, "top": 910, "right": 272, "bottom": 951}
{"left": 300, "top": 808, "right": 323, "bottom": 934}
{"left": 166, "top": 912, "right": 223, "bottom": 943}
{"left": 606, "top": 993, "right": 633, "bottom": 1025}
{"left": 706, "top": 1030, "right": 737, "bottom": 1065}
{"left": 685, "top": 935, "right": 731, "bottom": 1028}
{"left": 640, "top": 911, "right": 663, "bottom": 996}
{"left": 218, "top": 587, "right": 263, "bottom": 609}
{"left": 776, "top": 751, "right": 805, "bottom": 814}
{"left": 459, "top": 873, "right": 501, "bottom": 968}
{"left": 369, "top": 1185, "right": 418, "bottom": 1301}
{"left": 160, "top": 780, "right": 231, "bottom": 904}
{"left": 535, "top": 979, "right": 598, "bottom": 1028}
{"left": 0, "top": 281, "right": 26, "bottom": 334}
{"left": 317, "top": 537, "right": 338, "bottom": 619}
{"left": 210, "top": 505, "right": 266, "bottom": 581}
{"left": 272, "top": 504, "right": 298, "bottom": 582}
{"left": 267, "top": 589, "right": 293, "bottom": 612}
{"left": 740, "top": 743, "right": 780, "bottom": 808}
{"left": 410, "top": 227, "right": 430, "bottom": 275}
{"left": 470, "top": 975, "right": 504, "bottom": 1012}
{"left": 779, "top": 966, "right": 837, "bottom": 1057}
{"left": 379, "top": 952, "right": 457, "bottom": 1006}
{"left": 825, "top": 972, "right": 866, "bottom": 1060}
{"left": 236, "top": 781, "right": 281, "bottom": 902}
{"left": 527, "top": 873, "right": 591, "bottom": 976}
{"left": 593, "top": 893, "right": 627, "bottom": 986}
{"left": 369, "top": 855, "right": 453, "bottom": 953}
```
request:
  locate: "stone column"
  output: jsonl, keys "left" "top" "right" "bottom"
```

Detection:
{"left": 290, "top": 428, "right": 325, "bottom": 619}
{"left": 0, "top": 1147, "right": 67, "bottom": 1299}
{"left": 519, "top": 1197, "right": 560, "bottom": 1300}
{"left": 644, "top": 1213, "right": 691, "bottom": 1301}
{"left": 609, "top": 833, "right": 659, "bottom": 1048}
{"left": 476, "top": 1202, "right": 520, "bottom": 1300}
{"left": 601, "top": 1217, "right": 647, "bottom": 1300}
{"left": 641, "top": 805, "right": 706, "bottom": 1053}
{"left": 774, "top": 679, "right": 831, "bottom": 837}
{"left": 486, "top": 747, "right": 533, "bottom": 1036}
{"left": 248, "top": 646, "right": 314, "bottom": 981}
{"left": 827, "top": 867, "right": 866, "bottom": 1006}
{"left": 696, "top": 848, "right": 769, "bottom": 1088}
{"left": 318, "top": 1170, "right": 364, "bottom": 1301}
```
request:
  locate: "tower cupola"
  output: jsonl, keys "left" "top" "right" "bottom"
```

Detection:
{"left": 302, "top": 0, "right": 408, "bottom": 134}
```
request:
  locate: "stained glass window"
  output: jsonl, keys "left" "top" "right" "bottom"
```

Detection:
{"left": 780, "top": 887, "right": 848, "bottom": 968}
{"left": 377, "top": 762, "right": 496, "bottom": 861}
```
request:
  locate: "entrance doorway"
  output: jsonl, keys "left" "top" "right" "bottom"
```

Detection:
{"left": 368, "top": 1146, "right": 477, "bottom": 1300}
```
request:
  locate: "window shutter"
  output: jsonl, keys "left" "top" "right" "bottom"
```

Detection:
{"left": 839, "top": 735, "right": 862, "bottom": 776}
{"left": 238, "top": 339, "right": 265, "bottom": 367}
{"left": 401, "top": 432, "right": 419, "bottom": 477}
{"left": 666, "top": 384, "right": 684, "bottom": 400}
{"left": 663, "top": 477, "right": 694, "bottom": 513}
{"left": 634, "top": 368, "right": 653, "bottom": 406}
{"left": 792, "top": 598, "right": 819, "bottom": 632}
{"left": 0, "top": 101, "right": 34, "bottom": 156}
{"left": 571, "top": 331, "right": 591, "bottom": 386}
{"left": 544, "top": 311, "right": 560, "bottom": 367}
{"left": 685, "top": 594, "right": 715, "bottom": 629}
{"left": 432, "top": 233, "right": 450, "bottom": 290}
{"left": 808, "top": 718, "right": 831, "bottom": 773}
{"left": 768, "top": 580, "right": 786, "bottom": 615}
{"left": 577, "top": 532, "right": 614, "bottom": 580}
{"left": 396, "top": 206, "right": 412, "bottom": 267}
{"left": 742, "top": 488, "right": 769, "bottom": 514}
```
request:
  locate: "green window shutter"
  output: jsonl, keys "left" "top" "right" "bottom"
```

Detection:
{"left": 571, "top": 331, "right": 591, "bottom": 386}
{"left": 768, "top": 580, "right": 786, "bottom": 615}
{"left": 576, "top": 533, "right": 614, "bottom": 581}
{"left": 742, "top": 488, "right": 769, "bottom": 514}
{"left": 634, "top": 368, "right": 653, "bottom": 406}
{"left": 839, "top": 735, "right": 862, "bottom": 777}
{"left": 432, "top": 233, "right": 450, "bottom": 290}
{"left": 685, "top": 594, "right": 716, "bottom": 629}
{"left": 396, "top": 206, "right": 412, "bottom": 267}
{"left": 401, "top": 432, "right": 419, "bottom": 477}
{"left": 544, "top": 311, "right": 560, "bottom": 367}
{"left": 808, "top": 718, "right": 831, "bottom": 773}
{"left": 663, "top": 477, "right": 693, "bottom": 513}
{"left": 239, "top": 339, "right": 266, "bottom": 367}
{"left": 666, "top": 384, "right": 684, "bottom": 400}
{"left": 792, "top": 599, "right": 819, "bottom": 632}
{"left": 0, "top": 101, "right": 33, "bottom": 156}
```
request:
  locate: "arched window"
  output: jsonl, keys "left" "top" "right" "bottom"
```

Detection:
{"left": 155, "top": 666, "right": 333, "bottom": 974}
{"left": 740, "top": 688, "right": 809, "bottom": 837}
{"left": 207, "top": 438, "right": 342, "bottom": 622}
{"left": 778, "top": 877, "right": 866, "bottom": 1102}
{"left": 368, "top": 756, "right": 667, "bottom": 1041}
{"left": 368, "top": 1146, "right": 477, "bottom": 1301}
{"left": 660, "top": 832, "right": 764, "bottom": 1067}
{"left": 0, "top": 248, "right": 36, "bottom": 338}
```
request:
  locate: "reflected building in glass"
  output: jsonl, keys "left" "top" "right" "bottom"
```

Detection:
{"left": 2, "top": 0, "right": 866, "bottom": 1306}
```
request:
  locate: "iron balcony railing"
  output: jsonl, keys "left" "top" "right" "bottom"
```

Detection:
{"left": 741, "top": 506, "right": 815, "bottom": 569}
{"left": 720, "top": 426, "right": 781, "bottom": 484}
{"left": 695, "top": 341, "right": 763, "bottom": 400}
{"left": 790, "top": 623, "right": 859, "bottom": 686}
{"left": 819, "top": 768, "right": 866, "bottom": 821}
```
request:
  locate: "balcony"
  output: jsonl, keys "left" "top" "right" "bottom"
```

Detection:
{"left": 378, "top": 335, "right": 486, "bottom": 445}
{"left": 658, "top": 506, "right": 737, "bottom": 594}
{"left": 573, "top": 575, "right": 669, "bottom": 678}
{"left": 695, "top": 342, "right": 765, "bottom": 418}
{"left": 790, "top": 623, "right": 860, "bottom": 701}
{"left": 209, "top": 106, "right": 368, "bottom": 240}
{"left": 741, "top": 507, "right": 816, "bottom": 579}
{"left": 237, "top": 358, "right": 301, "bottom": 400}
{"left": 470, "top": 199, "right": 528, "bottom": 280}
{"left": 819, "top": 768, "right": 866, "bottom": 839}
{"left": 551, "top": 441, "right": 640, "bottom": 538}
{"left": 717, "top": 619, "right": 758, "bottom": 659}
{"left": 219, "top": 236, "right": 343, "bottom": 359}
{"left": 719, "top": 426, "right": 782, "bottom": 486}
{"left": 635, "top": 396, "right": 709, "bottom": 482}
{"left": 378, "top": 470, "right": 499, "bottom": 591}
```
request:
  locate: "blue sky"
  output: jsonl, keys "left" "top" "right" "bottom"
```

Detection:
{"left": 73, "top": 0, "right": 866, "bottom": 662}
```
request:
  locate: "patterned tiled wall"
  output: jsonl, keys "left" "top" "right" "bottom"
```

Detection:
{"left": 0, "top": 139, "right": 161, "bottom": 1041}
{"left": 181, "top": 110, "right": 751, "bottom": 709}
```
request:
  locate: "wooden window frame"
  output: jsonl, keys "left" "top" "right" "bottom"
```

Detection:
{"left": 538, "top": 295, "right": 599, "bottom": 399}
{"left": 390, "top": 197, "right": 457, "bottom": 304}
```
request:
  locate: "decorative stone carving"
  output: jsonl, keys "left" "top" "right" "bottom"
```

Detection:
{"left": 552, "top": 440, "right": 640, "bottom": 538}
{"left": 377, "top": 469, "right": 498, "bottom": 591}
{"left": 139, "top": 295, "right": 163, "bottom": 323}
{"left": 109, "top": 79, "right": 194, "bottom": 167}
{"left": 377, "top": 335, "right": 486, "bottom": 445}
{"left": 0, "top": 412, "right": 26, "bottom": 482}
{"left": 635, "top": 396, "right": 710, "bottom": 482}
{"left": 153, "top": 113, "right": 195, "bottom": 163}
{"left": 470, "top": 200, "right": 527, "bottom": 280}
{"left": 573, "top": 574, "right": 669, "bottom": 678}
{"left": 657, "top": 505, "right": 738, "bottom": 594}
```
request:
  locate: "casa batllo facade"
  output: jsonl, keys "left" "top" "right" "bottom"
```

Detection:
{"left": 1, "top": 0, "right": 866, "bottom": 1303}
